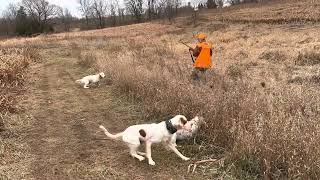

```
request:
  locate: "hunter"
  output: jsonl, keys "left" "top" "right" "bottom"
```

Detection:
{"left": 189, "top": 33, "right": 213, "bottom": 80}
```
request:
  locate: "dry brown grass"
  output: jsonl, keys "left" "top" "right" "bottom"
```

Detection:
{"left": 200, "top": 0, "right": 320, "bottom": 24}
{"left": 0, "top": 47, "right": 40, "bottom": 113}
{"left": 69, "top": 19, "right": 319, "bottom": 178}
{"left": 1, "top": 0, "right": 320, "bottom": 178}
{"left": 78, "top": 52, "right": 97, "bottom": 68}
{"left": 295, "top": 50, "right": 320, "bottom": 66}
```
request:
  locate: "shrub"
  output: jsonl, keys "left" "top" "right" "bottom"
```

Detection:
{"left": 78, "top": 52, "right": 97, "bottom": 69}
{"left": 0, "top": 47, "right": 40, "bottom": 113}
{"left": 259, "top": 50, "right": 286, "bottom": 63}
{"left": 295, "top": 51, "right": 320, "bottom": 66}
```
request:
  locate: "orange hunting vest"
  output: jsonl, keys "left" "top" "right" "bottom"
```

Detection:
{"left": 194, "top": 42, "right": 212, "bottom": 69}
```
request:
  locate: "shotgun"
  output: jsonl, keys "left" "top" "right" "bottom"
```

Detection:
{"left": 180, "top": 41, "right": 193, "bottom": 49}
{"left": 179, "top": 41, "right": 195, "bottom": 63}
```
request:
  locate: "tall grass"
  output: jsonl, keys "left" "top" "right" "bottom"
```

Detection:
{"left": 88, "top": 36, "right": 320, "bottom": 179}
{"left": 0, "top": 47, "right": 40, "bottom": 113}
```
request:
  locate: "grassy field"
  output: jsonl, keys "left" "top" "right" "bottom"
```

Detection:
{"left": 1, "top": 0, "right": 320, "bottom": 179}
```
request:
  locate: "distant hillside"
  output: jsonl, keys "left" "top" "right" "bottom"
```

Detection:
{"left": 200, "top": 0, "right": 320, "bottom": 24}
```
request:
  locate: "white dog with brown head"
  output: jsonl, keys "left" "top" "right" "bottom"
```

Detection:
{"left": 99, "top": 115, "right": 192, "bottom": 166}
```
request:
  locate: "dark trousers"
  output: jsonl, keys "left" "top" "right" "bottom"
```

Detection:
{"left": 191, "top": 67, "right": 208, "bottom": 81}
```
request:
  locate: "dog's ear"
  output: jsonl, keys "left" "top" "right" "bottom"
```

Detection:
{"left": 139, "top": 129, "right": 146, "bottom": 137}
{"left": 180, "top": 117, "right": 187, "bottom": 125}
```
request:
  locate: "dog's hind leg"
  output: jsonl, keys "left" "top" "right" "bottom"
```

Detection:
{"left": 129, "top": 144, "right": 145, "bottom": 161}
{"left": 83, "top": 80, "right": 90, "bottom": 88}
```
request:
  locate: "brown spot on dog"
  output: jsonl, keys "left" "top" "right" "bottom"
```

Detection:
{"left": 180, "top": 117, "right": 187, "bottom": 125}
{"left": 139, "top": 129, "right": 146, "bottom": 137}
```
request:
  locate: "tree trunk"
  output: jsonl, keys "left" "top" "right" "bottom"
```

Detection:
{"left": 99, "top": 15, "right": 102, "bottom": 28}
{"left": 85, "top": 16, "right": 89, "bottom": 28}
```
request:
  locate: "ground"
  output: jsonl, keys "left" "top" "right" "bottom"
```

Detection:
{"left": 1, "top": 0, "right": 320, "bottom": 179}
{"left": 0, "top": 46, "right": 208, "bottom": 179}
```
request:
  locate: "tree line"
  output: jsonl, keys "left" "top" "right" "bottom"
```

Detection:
{"left": 0, "top": 0, "right": 269, "bottom": 36}
{"left": 1, "top": 0, "right": 75, "bottom": 36}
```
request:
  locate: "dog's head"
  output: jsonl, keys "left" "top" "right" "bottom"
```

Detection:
{"left": 99, "top": 72, "right": 105, "bottom": 78}
{"left": 171, "top": 115, "right": 191, "bottom": 131}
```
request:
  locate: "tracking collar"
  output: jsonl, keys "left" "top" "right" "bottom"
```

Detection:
{"left": 165, "top": 119, "right": 177, "bottom": 134}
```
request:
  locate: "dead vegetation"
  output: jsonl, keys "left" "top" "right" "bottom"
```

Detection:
{"left": 78, "top": 52, "right": 97, "bottom": 69}
{"left": 1, "top": 0, "right": 320, "bottom": 179}
{"left": 203, "top": 0, "right": 320, "bottom": 24}
{"left": 42, "top": 14, "right": 319, "bottom": 178}
{"left": 71, "top": 23, "right": 318, "bottom": 178}
{"left": 0, "top": 47, "right": 40, "bottom": 113}
{"left": 295, "top": 50, "right": 320, "bottom": 66}
{"left": 259, "top": 50, "right": 287, "bottom": 63}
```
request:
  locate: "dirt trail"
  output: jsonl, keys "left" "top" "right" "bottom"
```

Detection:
{"left": 12, "top": 47, "right": 201, "bottom": 180}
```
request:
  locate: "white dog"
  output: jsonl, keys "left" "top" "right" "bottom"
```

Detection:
{"left": 75, "top": 72, "right": 105, "bottom": 88}
{"left": 171, "top": 116, "right": 205, "bottom": 146}
{"left": 99, "top": 115, "right": 192, "bottom": 166}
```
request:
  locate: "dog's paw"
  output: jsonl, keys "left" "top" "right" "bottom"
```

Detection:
{"left": 182, "top": 157, "right": 190, "bottom": 161}
{"left": 138, "top": 156, "right": 145, "bottom": 161}
{"left": 148, "top": 160, "right": 155, "bottom": 166}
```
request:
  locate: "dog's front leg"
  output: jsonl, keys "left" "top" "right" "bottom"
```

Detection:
{"left": 166, "top": 143, "right": 190, "bottom": 161}
{"left": 146, "top": 141, "right": 155, "bottom": 165}
{"left": 171, "top": 133, "right": 177, "bottom": 147}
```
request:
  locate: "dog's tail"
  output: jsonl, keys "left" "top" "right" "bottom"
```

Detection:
{"left": 75, "top": 79, "right": 82, "bottom": 84}
{"left": 99, "top": 125, "right": 123, "bottom": 140}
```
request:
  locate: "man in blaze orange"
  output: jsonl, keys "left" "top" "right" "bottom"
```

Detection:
{"left": 189, "top": 33, "right": 213, "bottom": 80}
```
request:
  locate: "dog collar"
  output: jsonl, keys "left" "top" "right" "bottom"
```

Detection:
{"left": 165, "top": 119, "right": 177, "bottom": 134}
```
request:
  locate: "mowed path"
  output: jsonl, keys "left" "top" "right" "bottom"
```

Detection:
{"left": 17, "top": 47, "right": 199, "bottom": 179}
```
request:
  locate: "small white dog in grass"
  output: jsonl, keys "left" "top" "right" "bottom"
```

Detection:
{"left": 76, "top": 72, "right": 105, "bottom": 88}
{"left": 99, "top": 115, "right": 192, "bottom": 166}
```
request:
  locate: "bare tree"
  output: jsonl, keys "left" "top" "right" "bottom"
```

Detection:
{"left": 1, "top": 3, "right": 18, "bottom": 35}
{"left": 152, "top": 0, "right": 180, "bottom": 21}
{"left": 22, "top": 0, "right": 60, "bottom": 32}
{"left": 154, "top": 0, "right": 166, "bottom": 18}
{"left": 58, "top": 8, "right": 73, "bottom": 31}
{"left": 91, "top": 0, "right": 107, "bottom": 28}
{"left": 173, "top": 0, "right": 182, "bottom": 15}
{"left": 165, "top": 0, "right": 174, "bottom": 22}
{"left": 117, "top": 7, "right": 125, "bottom": 25}
{"left": 125, "top": 0, "right": 144, "bottom": 23}
{"left": 108, "top": 0, "right": 119, "bottom": 26}
{"left": 207, "top": 0, "right": 217, "bottom": 8}
{"left": 165, "top": 0, "right": 181, "bottom": 21}
{"left": 147, "top": 0, "right": 156, "bottom": 20}
{"left": 78, "top": 0, "right": 92, "bottom": 28}
{"left": 215, "top": 0, "right": 224, "bottom": 7}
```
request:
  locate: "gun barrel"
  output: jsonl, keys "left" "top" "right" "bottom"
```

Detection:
{"left": 180, "top": 42, "right": 192, "bottom": 48}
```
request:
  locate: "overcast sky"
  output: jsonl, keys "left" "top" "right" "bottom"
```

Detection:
{"left": 0, "top": 0, "right": 205, "bottom": 18}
